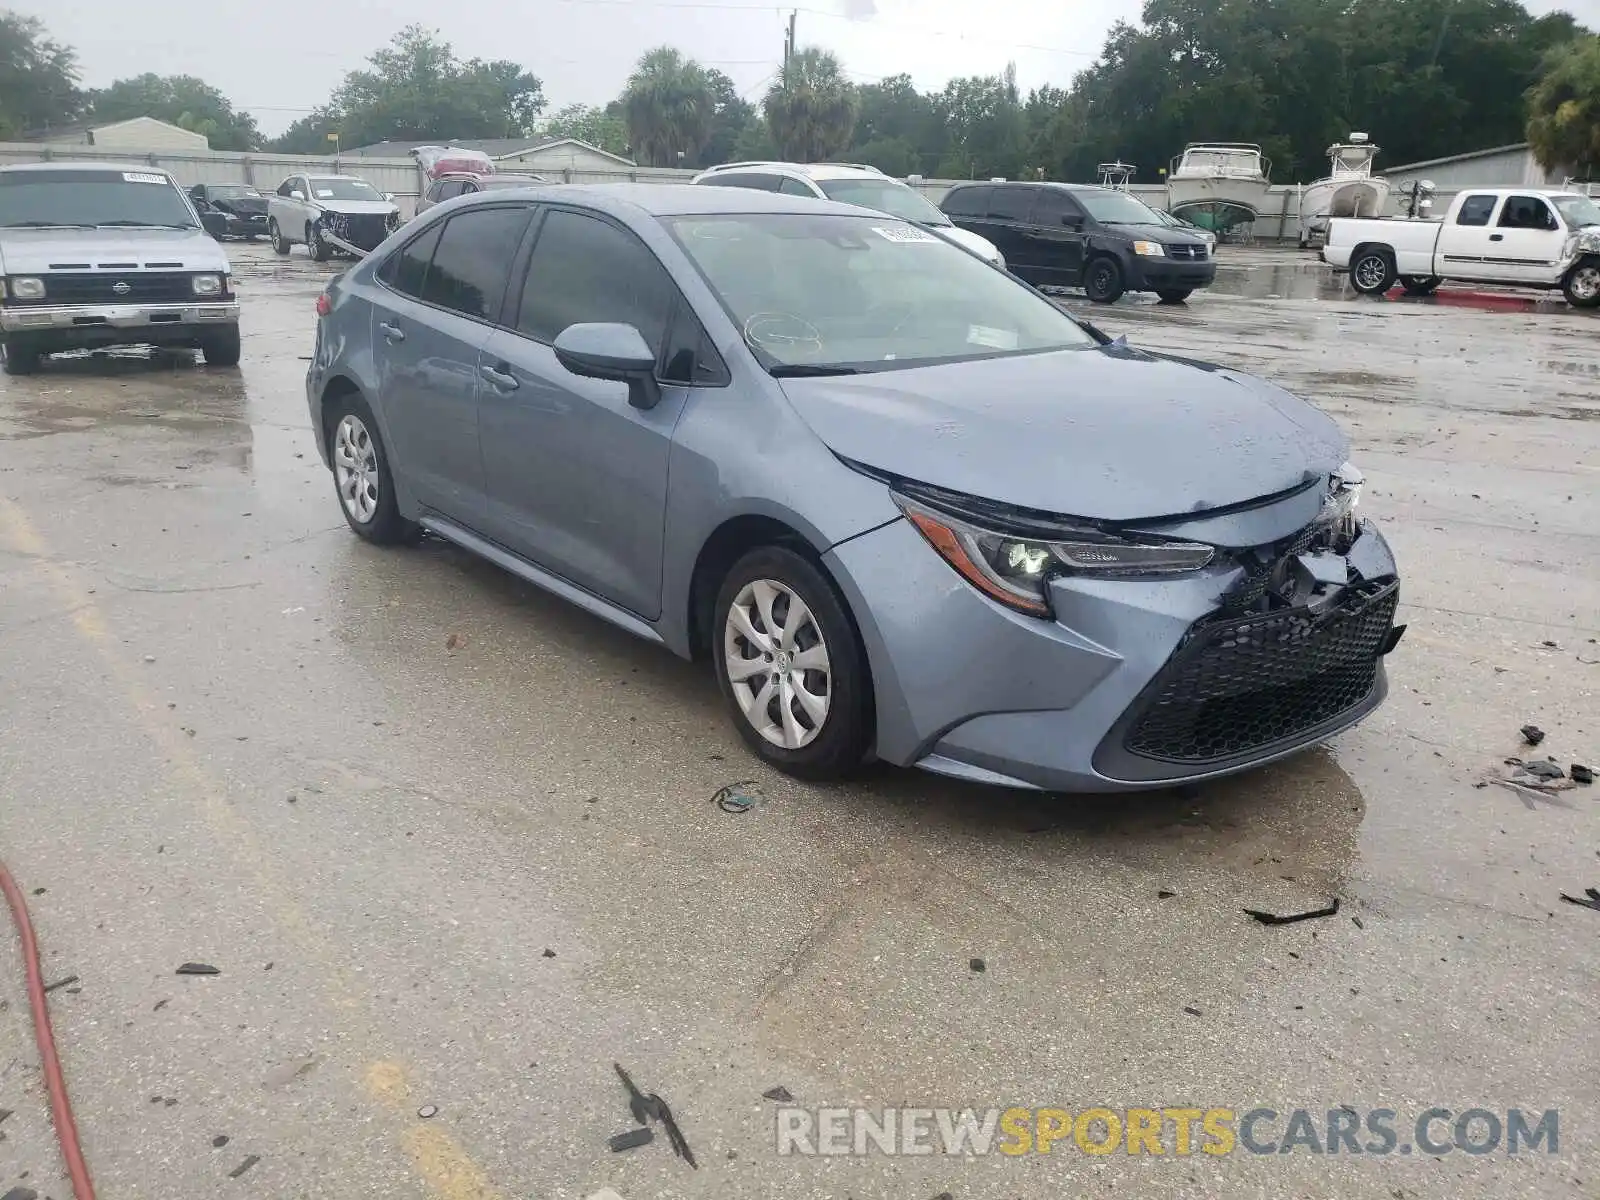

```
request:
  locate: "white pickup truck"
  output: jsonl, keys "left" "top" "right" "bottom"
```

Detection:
{"left": 1323, "top": 187, "right": 1600, "bottom": 307}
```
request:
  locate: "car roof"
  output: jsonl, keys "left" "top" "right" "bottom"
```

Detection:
{"left": 461, "top": 182, "right": 874, "bottom": 220}
{"left": 0, "top": 161, "right": 174, "bottom": 176}
{"left": 696, "top": 162, "right": 893, "bottom": 183}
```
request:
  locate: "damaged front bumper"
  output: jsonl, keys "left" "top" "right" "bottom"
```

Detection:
{"left": 824, "top": 494, "right": 1403, "bottom": 793}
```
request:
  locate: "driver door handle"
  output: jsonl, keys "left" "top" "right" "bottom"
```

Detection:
{"left": 480, "top": 362, "right": 519, "bottom": 390}
{"left": 379, "top": 321, "right": 405, "bottom": 343}
{"left": 1488, "top": 233, "right": 1504, "bottom": 241}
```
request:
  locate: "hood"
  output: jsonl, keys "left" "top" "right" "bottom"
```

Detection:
{"left": 929, "top": 223, "right": 1002, "bottom": 262}
{"left": 1103, "top": 221, "right": 1207, "bottom": 248}
{"left": 778, "top": 346, "right": 1348, "bottom": 522}
{"left": 312, "top": 199, "right": 399, "bottom": 216}
{"left": 0, "top": 226, "right": 227, "bottom": 274}
{"left": 213, "top": 195, "right": 268, "bottom": 216}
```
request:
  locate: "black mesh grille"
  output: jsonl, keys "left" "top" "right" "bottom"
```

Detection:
{"left": 30, "top": 272, "right": 198, "bottom": 304}
{"left": 1122, "top": 579, "right": 1398, "bottom": 764}
{"left": 325, "top": 212, "right": 392, "bottom": 251}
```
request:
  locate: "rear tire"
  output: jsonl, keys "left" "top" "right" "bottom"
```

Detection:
{"left": 1399, "top": 275, "right": 1441, "bottom": 296}
{"left": 269, "top": 219, "right": 291, "bottom": 256}
{"left": 325, "top": 391, "right": 419, "bottom": 545}
{"left": 2, "top": 338, "right": 40, "bottom": 375}
{"left": 712, "top": 546, "right": 873, "bottom": 781}
{"left": 1156, "top": 289, "right": 1192, "bottom": 304}
{"left": 1083, "top": 256, "right": 1125, "bottom": 304}
{"left": 1349, "top": 248, "right": 1396, "bottom": 295}
{"left": 200, "top": 325, "right": 242, "bottom": 367}
{"left": 1562, "top": 259, "right": 1600, "bottom": 308}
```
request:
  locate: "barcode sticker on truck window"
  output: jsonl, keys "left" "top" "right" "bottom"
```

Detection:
{"left": 967, "top": 324, "right": 1019, "bottom": 350}
{"left": 871, "top": 224, "right": 940, "bottom": 244}
{"left": 123, "top": 172, "right": 167, "bottom": 185}
{"left": 315, "top": 189, "right": 335, "bottom": 199}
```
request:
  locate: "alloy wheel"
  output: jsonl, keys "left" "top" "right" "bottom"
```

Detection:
{"left": 1571, "top": 265, "right": 1600, "bottom": 302}
{"left": 722, "top": 578, "right": 832, "bottom": 749}
{"left": 333, "top": 414, "right": 379, "bottom": 524}
{"left": 1353, "top": 255, "right": 1388, "bottom": 291}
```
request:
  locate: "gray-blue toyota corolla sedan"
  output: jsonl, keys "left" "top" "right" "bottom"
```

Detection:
{"left": 306, "top": 184, "right": 1403, "bottom": 792}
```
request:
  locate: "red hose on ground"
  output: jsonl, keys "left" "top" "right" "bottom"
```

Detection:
{"left": 0, "top": 860, "right": 97, "bottom": 1200}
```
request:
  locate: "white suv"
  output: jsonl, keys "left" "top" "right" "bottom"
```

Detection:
{"left": 691, "top": 161, "right": 1006, "bottom": 269}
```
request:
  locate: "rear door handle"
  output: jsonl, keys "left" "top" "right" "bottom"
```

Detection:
{"left": 379, "top": 321, "right": 405, "bottom": 342}
{"left": 1488, "top": 233, "right": 1504, "bottom": 241}
{"left": 479, "top": 362, "right": 519, "bottom": 390}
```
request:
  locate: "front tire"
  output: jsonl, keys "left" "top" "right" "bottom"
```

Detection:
{"left": 1350, "top": 248, "right": 1396, "bottom": 295}
{"left": 200, "top": 325, "right": 241, "bottom": 367}
{"left": 269, "top": 219, "right": 291, "bottom": 256}
{"left": 1156, "top": 289, "right": 1192, "bottom": 304}
{"left": 307, "top": 223, "right": 332, "bottom": 263}
{"left": 1083, "top": 256, "right": 1125, "bottom": 304}
{"left": 712, "top": 546, "right": 873, "bottom": 781}
{"left": 326, "top": 393, "right": 419, "bottom": 545}
{"left": 1562, "top": 259, "right": 1600, "bottom": 308}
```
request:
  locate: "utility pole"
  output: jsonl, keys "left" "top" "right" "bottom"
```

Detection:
{"left": 784, "top": 10, "right": 796, "bottom": 85}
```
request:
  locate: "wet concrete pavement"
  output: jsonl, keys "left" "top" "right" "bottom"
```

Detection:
{"left": 1, "top": 242, "right": 1597, "bottom": 1199}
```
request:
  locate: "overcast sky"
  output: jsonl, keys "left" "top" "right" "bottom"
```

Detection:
{"left": 18, "top": 0, "right": 1600, "bottom": 137}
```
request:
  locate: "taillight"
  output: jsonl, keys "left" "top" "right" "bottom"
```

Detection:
{"left": 315, "top": 293, "right": 331, "bottom": 318}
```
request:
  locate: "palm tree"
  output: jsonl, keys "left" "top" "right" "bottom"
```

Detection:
{"left": 764, "top": 48, "right": 858, "bottom": 161}
{"left": 621, "top": 47, "right": 714, "bottom": 168}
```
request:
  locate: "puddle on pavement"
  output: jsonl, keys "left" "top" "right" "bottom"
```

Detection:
{"left": 0, "top": 350, "right": 250, "bottom": 441}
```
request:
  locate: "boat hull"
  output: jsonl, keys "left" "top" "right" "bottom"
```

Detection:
{"left": 1166, "top": 178, "right": 1273, "bottom": 233}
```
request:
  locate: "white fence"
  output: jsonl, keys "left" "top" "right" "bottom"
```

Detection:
{"left": 3, "top": 141, "right": 1427, "bottom": 239}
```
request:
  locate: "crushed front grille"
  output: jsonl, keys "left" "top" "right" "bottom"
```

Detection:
{"left": 325, "top": 212, "right": 392, "bottom": 251}
{"left": 1123, "top": 579, "right": 1398, "bottom": 764}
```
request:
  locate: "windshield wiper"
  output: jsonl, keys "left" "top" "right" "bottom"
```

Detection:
{"left": 768, "top": 363, "right": 862, "bottom": 377}
{"left": 2, "top": 221, "right": 97, "bottom": 228}
{"left": 95, "top": 221, "right": 197, "bottom": 229}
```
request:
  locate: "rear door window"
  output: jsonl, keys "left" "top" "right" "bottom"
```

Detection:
{"left": 378, "top": 223, "right": 444, "bottom": 299}
{"left": 1456, "top": 195, "right": 1498, "bottom": 226}
{"left": 987, "top": 187, "right": 1036, "bottom": 221}
{"left": 514, "top": 208, "right": 675, "bottom": 353}
{"left": 418, "top": 207, "right": 533, "bottom": 321}
{"left": 941, "top": 186, "right": 990, "bottom": 218}
{"left": 706, "top": 173, "right": 784, "bottom": 191}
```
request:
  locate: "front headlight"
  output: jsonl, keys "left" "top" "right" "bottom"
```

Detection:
{"left": 191, "top": 274, "right": 222, "bottom": 296}
{"left": 895, "top": 495, "right": 1214, "bottom": 617}
{"left": 1132, "top": 240, "right": 1166, "bottom": 257}
{"left": 11, "top": 276, "right": 46, "bottom": 300}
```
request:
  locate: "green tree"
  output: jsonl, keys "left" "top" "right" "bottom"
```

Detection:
{"left": 764, "top": 47, "right": 857, "bottom": 161}
{"left": 1527, "top": 35, "right": 1600, "bottom": 177}
{"left": 703, "top": 69, "right": 754, "bottom": 166}
{"left": 621, "top": 47, "right": 714, "bottom": 168}
{"left": 932, "top": 65, "right": 1028, "bottom": 179}
{"left": 850, "top": 73, "right": 942, "bottom": 172}
{"left": 268, "top": 26, "right": 543, "bottom": 152}
{"left": 89, "top": 74, "right": 261, "bottom": 151}
{"left": 543, "top": 102, "right": 629, "bottom": 156}
{"left": 0, "top": 12, "right": 83, "bottom": 138}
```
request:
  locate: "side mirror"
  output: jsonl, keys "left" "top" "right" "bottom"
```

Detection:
{"left": 1062, "top": 213, "right": 1083, "bottom": 227}
{"left": 554, "top": 323, "right": 660, "bottom": 410}
{"left": 290, "top": 190, "right": 305, "bottom": 201}
{"left": 383, "top": 192, "right": 396, "bottom": 203}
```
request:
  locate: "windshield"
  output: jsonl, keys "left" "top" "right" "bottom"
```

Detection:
{"left": 210, "top": 184, "right": 262, "bottom": 199}
{"left": 0, "top": 169, "right": 197, "bottom": 229}
{"left": 308, "top": 177, "right": 384, "bottom": 202}
{"left": 817, "top": 179, "right": 951, "bottom": 226}
{"left": 668, "top": 213, "right": 1096, "bottom": 372}
{"left": 1552, "top": 194, "right": 1600, "bottom": 228}
{"left": 1077, "top": 189, "right": 1163, "bottom": 225}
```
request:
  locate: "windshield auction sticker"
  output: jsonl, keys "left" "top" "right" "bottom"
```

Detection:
{"left": 871, "top": 224, "right": 940, "bottom": 244}
{"left": 122, "top": 172, "right": 167, "bottom": 185}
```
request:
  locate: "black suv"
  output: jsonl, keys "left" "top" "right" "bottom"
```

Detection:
{"left": 940, "top": 182, "right": 1216, "bottom": 303}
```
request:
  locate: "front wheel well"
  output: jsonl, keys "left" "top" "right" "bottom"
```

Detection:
{"left": 687, "top": 515, "right": 821, "bottom": 661}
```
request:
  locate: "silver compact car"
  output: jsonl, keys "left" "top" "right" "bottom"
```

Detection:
{"left": 306, "top": 184, "right": 1403, "bottom": 791}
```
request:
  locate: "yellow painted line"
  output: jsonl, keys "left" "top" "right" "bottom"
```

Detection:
{"left": 0, "top": 494, "right": 504, "bottom": 1200}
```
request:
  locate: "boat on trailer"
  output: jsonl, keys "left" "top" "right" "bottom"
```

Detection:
{"left": 1297, "top": 133, "right": 1390, "bottom": 248}
{"left": 1165, "top": 143, "right": 1272, "bottom": 235}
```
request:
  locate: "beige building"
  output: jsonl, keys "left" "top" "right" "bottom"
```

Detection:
{"left": 27, "top": 116, "right": 210, "bottom": 152}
